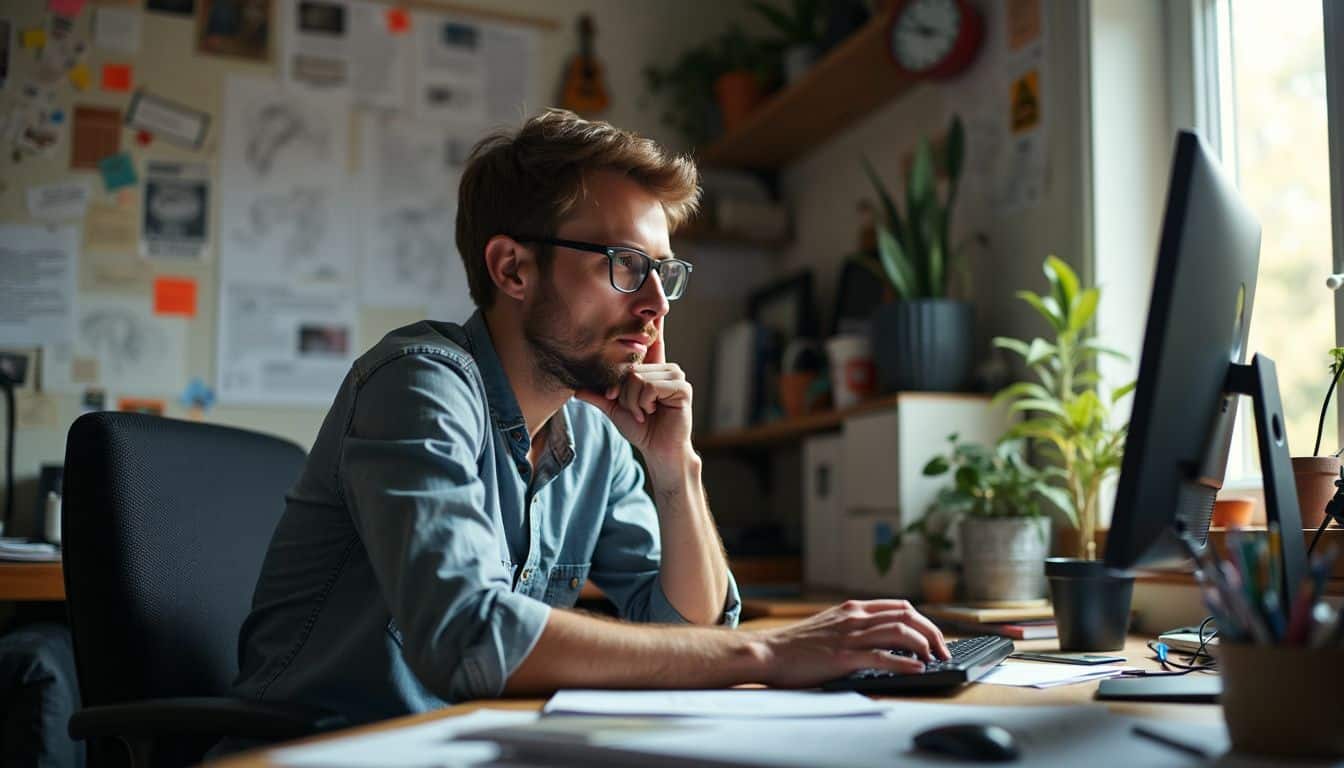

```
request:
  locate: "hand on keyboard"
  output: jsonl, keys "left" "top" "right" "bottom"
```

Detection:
{"left": 751, "top": 599, "right": 950, "bottom": 689}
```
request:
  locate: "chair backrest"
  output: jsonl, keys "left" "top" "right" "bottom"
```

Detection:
{"left": 61, "top": 412, "right": 305, "bottom": 708}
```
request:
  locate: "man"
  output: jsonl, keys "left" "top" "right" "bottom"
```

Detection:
{"left": 231, "top": 109, "right": 948, "bottom": 725}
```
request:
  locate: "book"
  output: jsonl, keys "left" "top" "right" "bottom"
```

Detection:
{"left": 920, "top": 602, "right": 1055, "bottom": 624}
{"left": 941, "top": 618, "right": 1058, "bottom": 640}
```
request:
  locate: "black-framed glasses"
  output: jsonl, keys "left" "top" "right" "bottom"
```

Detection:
{"left": 519, "top": 237, "right": 693, "bottom": 300}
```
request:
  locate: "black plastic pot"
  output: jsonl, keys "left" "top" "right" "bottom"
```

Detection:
{"left": 870, "top": 299, "right": 974, "bottom": 393}
{"left": 1045, "top": 558, "right": 1135, "bottom": 651}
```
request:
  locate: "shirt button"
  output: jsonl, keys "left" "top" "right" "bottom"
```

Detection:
{"left": 520, "top": 568, "right": 531, "bottom": 582}
{"left": 569, "top": 577, "right": 580, "bottom": 589}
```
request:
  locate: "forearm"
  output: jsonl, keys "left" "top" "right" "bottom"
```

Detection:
{"left": 504, "top": 607, "right": 766, "bottom": 695}
{"left": 646, "top": 453, "right": 730, "bottom": 624}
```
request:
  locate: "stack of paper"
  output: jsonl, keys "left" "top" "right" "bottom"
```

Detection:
{"left": 979, "top": 661, "right": 1140, "bottom": 688}
{"left": 0, "top": 538, "right": 61, "bottom": 562}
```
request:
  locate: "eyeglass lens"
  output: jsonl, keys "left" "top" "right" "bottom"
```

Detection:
{"left": 611, "top": 250, "right": 689, "bottom": 299}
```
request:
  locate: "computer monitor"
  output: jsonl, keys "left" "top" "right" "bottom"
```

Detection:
{"left": 1104, "top": 130, "right": 1307, "bottom": 603}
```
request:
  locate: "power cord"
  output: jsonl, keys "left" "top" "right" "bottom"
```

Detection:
{"left": 1124, "top": 617, "right": 1219, "bottom": 677}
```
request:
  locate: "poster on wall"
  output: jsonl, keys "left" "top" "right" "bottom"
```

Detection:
{"left": 0, "top": 225, "right": 77, "bottom": 347}
{"left": 218, "top": 75, "right": 353, "bottom": 284}
{"left": 279, "top": 0, "right": 408, "bottom": 110}
{"left": 216, "top": 281, "right": 356, "bottom": 405}
{"left": 142, "top": 161, "right": 210, "bottom": 261}
{"left": 359, "top": 112, "right": 473, "bottom": 318}
{"left": 412, "top": 11, "right": 536, "bottom": 125}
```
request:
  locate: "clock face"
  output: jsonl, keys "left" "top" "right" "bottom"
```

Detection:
{"left": 892, "top": 0, "right": 962, "bottom": 73}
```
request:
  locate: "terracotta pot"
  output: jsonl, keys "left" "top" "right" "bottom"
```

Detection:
{"left": 1212, "top": 498, "right": 1255, "bottom": 528}
{"left": 779, "top": 371, "right": 818, "bottom": 419}
{"left": 1292, "top": 456, "right": 1340, "bottom": 529}
{"left": 920, "top": 568, "right": 958, "bottom": 604}
{"left": 714, "top": 71, "right": 764, "bottom": 133}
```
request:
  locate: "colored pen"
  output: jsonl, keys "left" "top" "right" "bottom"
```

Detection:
{"left": 1131, "top": 725, "right": 1211, "bottom": 759}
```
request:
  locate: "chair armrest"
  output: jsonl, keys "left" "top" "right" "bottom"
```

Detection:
{"left": 68, "top": 697, "right": 347, "bottom": 742}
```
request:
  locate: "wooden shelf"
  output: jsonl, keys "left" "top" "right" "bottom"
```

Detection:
{"left": 696, "top": 7, "right": 916, "bottom": 170}
{"left": 694, "top": 392, "right": 991, "bottom": 451}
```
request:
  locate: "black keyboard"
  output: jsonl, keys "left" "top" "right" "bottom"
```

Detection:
{"left": 822, "top": 635, "right": 1015, "bottom": 693}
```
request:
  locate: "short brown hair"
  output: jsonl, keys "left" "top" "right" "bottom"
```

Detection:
{"left": 456, "top": 109, "right": 701, "bottom": 309}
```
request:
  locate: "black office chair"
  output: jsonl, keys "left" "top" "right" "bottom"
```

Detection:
{"left": 61, "top": 412, "right": 344, "bottom": 768}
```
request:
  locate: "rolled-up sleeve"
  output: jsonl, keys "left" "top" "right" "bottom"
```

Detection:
{"left": 340, "top": 354, "right": 550, "bottom": 702}
{"left": 588, "top": 433, "right": 741, "bottom": 627}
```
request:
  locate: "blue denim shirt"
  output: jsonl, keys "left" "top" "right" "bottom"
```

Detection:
{"left": 231, "top": 312, "right": 741, "bottom": 725}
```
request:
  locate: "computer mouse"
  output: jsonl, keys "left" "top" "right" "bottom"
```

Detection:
{"left": 912, "top": 722, "right": 1020, "bottom": 762}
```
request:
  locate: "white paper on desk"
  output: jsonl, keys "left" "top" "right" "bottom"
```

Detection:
{"left": 979, "top": 661, "right": 1140, "bottom": 688}
{"left": 521, "top": 703, "right": 1231, "bottom": 768}
{"left": 270, "top": 708, "right": 537, "bottom": 767}
{"left": 544, "top": 689, "right": 889, "bottom": 719}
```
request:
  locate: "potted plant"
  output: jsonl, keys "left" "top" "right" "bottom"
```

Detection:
{"left": 749, "top": 0, "right": 826, "bottom": 84}
{"left": 1294, "top": 347, "right": 1344, "bottom": 529}
{"left": 898, "top": 435, "right": 1055, "bottom": 603}
{"left": 993, "top": 255, "right": 1136, "bottom": 650}
{"left": 643, "top": 42, "right": 723, "bottom": 146}
{"left": 711, "top": 26, "right": 776, "bottom": 133}
{"left": 862, "top": 114, "right": 975, "bottom": 393}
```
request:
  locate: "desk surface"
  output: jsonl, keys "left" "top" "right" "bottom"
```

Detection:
{"left": 0, "top": 560, "right": 64, "bottom": 601}
{"left": 209, "top": 621, "right": 1221, "bottom": 768}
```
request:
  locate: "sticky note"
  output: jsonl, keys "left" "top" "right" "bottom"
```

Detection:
{"left": 98, "top": 152, "right": 137, "bottom": 192}
{"left": 386, "top": 8, "right": 410, "bottom": 34}
{"left": 49, "top": 0, "right": 88, "bottom": 18}
{"left": 153, "top": 276, "right": 197, "bottom": 317}
{"left": 68, "top": 63, "right": 92, "bottom": 90}
{"left": 21, "top": 28, "right": 47, "bottom": 49}
{"left": 101, "top": 63, "right": 133, "bottom": 92}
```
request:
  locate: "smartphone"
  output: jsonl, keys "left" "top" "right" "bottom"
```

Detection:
{"left": 1009, "top": 651, "right": 1126, "bottom": 665}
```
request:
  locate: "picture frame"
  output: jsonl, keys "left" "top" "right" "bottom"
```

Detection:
{"left": 196, "top": 0, "right": 271, "bottom": 62}
{"left": 747, "top": 270, "right": 817, "bottom": 345}
{"left": 829, "top": 257, "right": 888, "bottom": 336}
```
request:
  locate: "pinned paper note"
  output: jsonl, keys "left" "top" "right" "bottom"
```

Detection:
{"left": 153, "top": 276, "right": 197, "bottom": 317}
{"left": 101, "top": 63, "right": 132, "bottom": 91}
{"left": 21, "top": 28, "right": 47, "bottom": 49}
{"left": 98, "top": 152, "right": 137, "bottom": 191}
{"left": 27, "top": 180, "right": 92, "bottom": 221}
{"left": 68, "top": 63, "right": 91, "bottom": 90}
{"left": 386, "top": 8, "right": 410, "bottom": 34}
{"left": 116, "top": 397, "right": 164, "bottom": 416}
{"left": 94, "top": 7, "right": 142, "bottom": 53}
{"left": 49, "top": 0, "right": 88, "bottom": 19}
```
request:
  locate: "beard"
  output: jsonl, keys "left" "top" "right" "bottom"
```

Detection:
{"left": 523, "top": 278, "right": 652, "bottom": 393}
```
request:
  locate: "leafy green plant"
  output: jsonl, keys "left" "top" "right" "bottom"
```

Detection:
{"left": 1310, "top": 346, "right": 1344, "bottom": 455}
{"left": 879, "top": 434, "right": 1058, "bottom": 574}
{"left": 749, "top": 0, "right": 826, "bottom": 47}
{"left": 992, "top": 255, "right": 1135, "bottom": 560}
{"left": 860, "top": 114, "right": 965, "bottom": 300}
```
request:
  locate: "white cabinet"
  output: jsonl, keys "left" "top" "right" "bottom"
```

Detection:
{"left": 837, "top": 395, "right": 1009, "bottom": 597}
{"left": 802, "top": 435, "right": 844, "bottom": 589}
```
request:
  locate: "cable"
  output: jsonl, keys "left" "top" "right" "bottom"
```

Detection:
{"left": 1125, "top": 617, "right": 1219, "bottom": 677}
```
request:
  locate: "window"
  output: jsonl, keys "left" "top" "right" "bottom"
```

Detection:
{"left": 1200, "top": 0, "right": 1338, "bottom": 480}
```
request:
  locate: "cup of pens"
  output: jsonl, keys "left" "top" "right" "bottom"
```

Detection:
{"left": 1192, "top": 532, "right": 1344, "bottom": 758}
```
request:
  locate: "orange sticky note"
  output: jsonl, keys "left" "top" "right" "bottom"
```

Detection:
{"left": 68, "top": 63, "right": 92, "bottom": 90}
{"left": 386, "top": 8, "right": 410, "bottom": 34}
{"left": 153, "top": 276, "right": 197, "bottom": 317}
{"left": 101, "top": 63, "right": 133, "bottom": 92}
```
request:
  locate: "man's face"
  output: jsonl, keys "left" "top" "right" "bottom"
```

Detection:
{"left": 523, "top": 170, "right": 673, "bottom": 393}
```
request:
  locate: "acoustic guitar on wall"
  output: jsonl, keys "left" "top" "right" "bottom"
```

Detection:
{"left": 559, "top": 14, "right": 610, "bottom": 114}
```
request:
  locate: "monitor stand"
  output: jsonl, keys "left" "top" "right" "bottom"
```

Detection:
{"left": 1223, "top": 354, "right": 1307, "bottom": 603}
{"left": 1111, "top": 355, "right": 1307, "bottom": 703}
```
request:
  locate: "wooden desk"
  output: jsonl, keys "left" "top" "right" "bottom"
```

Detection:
{"left": 0, "top": 561, "right": 65, "bottom": 601}
{"left": 209, "top": 621, "right": 1221, "bottom": 768}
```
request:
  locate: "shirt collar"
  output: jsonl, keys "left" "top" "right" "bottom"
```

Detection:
{"left": 465, "top": 310, "right": 526, "bottom": 433}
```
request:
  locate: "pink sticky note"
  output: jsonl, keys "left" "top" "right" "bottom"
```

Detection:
{"left": 49, "top": 0, "right": 87, "bottom": 18}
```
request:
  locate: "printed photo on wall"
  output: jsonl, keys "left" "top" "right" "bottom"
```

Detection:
{"left": 142, "top": 161, "right": 210, "bottom": 260}
{"left": 197, "top": 0, "right": 271, "bottom": 61}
